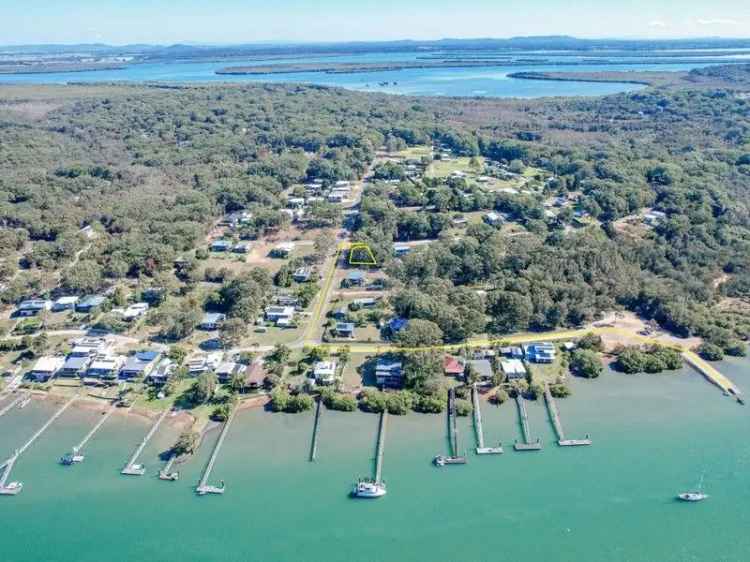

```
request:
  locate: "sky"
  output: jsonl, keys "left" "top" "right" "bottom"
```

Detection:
{"left": 2, "top": 0, "right": 749, "bottom": 45}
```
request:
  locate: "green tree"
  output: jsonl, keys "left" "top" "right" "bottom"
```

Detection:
{"left": 219, "top": 317, "right": 247, "bottom": 349}
{"left": 570, "top": 349, "right": 603, "bottom": 378}
{"left": 191, "top": 372, "right": 217, "bottom": 404}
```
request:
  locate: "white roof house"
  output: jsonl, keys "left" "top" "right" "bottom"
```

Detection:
{"left": 52, "top": 296, "right": 79, "bottom": 311}
{"left": 29, "top": 356, "right": 65, "bottom": 381}
{"left": 501, "top": 359, "right": 527, "bottom": 379}
{"left": 122, "top": 302, "right": 149, "bottom": 320}
{"left": 312, "top": 361, "right": 338, "bottom": 385}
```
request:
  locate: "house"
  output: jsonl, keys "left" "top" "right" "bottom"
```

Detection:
{"left": 233, "top": 242, "right": 250, "bottom": 254}
{"left": 467, "top": 359, "right": 494, "bottom": 380}
{"left": 351, "top": 298, "right": 377, "bottom": 310}
{"left": 16, "top": 299, "right": 51, "bottom": 317}
{"left": 312, "top": 360, "right": 338, "bottom": 385}
{"left": 523, "top": 342, "right": 557, "bottom": 364}
{"left": 334, "top": 181, "right": 351, "bottom": 188}
{"left": 386, "top": 317, "right": 409, "bottom": 336}
{"left": 200, "top": 312, "right": 226, "bottom": 331}
{"left": 643, "top": 210, "right": 667, "bottom": 226}
{"left": 287, "top": 197, "right": 306, "bottom": 208}
{"left": 501, "top": 359, "right": 527, "bottom": 379}
{"left": 501, "top": 346, "right": 524, "bottom": 359}
{"left": 120, "top": 351, "right": 160, "bottom": 380}
{"left": 52, "top": 296, "right": 79, "bottom": 312}
{"left": 210, "top": 240, "right": 233, "bottom": 252}
{"left": 293, "top": 267, "right": 312, "bottom": 283}
{"left": 187, "top": 354, "right": 209, "bottom": 375}
{"left": 332, "top": 307, "right": 348, "bottom": 321}
{"left": 451, "top": 216, "right": 468, "bottom": 226}
{"left": 271, "top": 242, "right": 295, "bottom": 258}
{"left": 244, "top": 361, "right": 266, "bottom": 390}
{"left": 70, "top": 337, "right": 107, "bottom": 356}
{"left": 443, "top": 355, "right": 465, "bottom": 378}
{"left": 483, "top": 212, "right": 503, "bottom": 227}
{"left": 265, "top": 306, "right": 295, "bottom": 325}
{"left": 122, "top": 302, "right": 149, "bottom": 321}
{"left": 222, "top": 210, "right": 253, "bottom": 228}
{"left": 276, "top": 295, "right": 300, "bottom": 307}
{"left": 75, "top": 295, "right": 106, "bottom": 313}
{"left": 148, "top": 359, "right": 175, "bottom": 385}
{"left": 375, "top": 360, "right": 404, "bottom": 388}
{"left": 367, "top": 278, "right": 386, "bottom": 291}
{"left": 28, "top": 356, "right": 65, "bottom": 382}
{"left": 60, "top": 355, "right": 91, "bottom": 378}
{"left": 141, "top": 287, "right": 165, "bottom": 304}
{"left": 87, "top": 354, "right": 126, "bottom": 381}
{"left": 393, "top": 244, "right": 411, "bottom": 257}
{"left": 342, "top": 270, "right": 365, "bottom": 288}
{"left": 216, "top": 361, "right": 242, "bottom": 384}
{"left": 327, "top": 192, "right": 345, "bottom": 203}
{"left": 334, "top": 322, "right": 355, "bottom": 339}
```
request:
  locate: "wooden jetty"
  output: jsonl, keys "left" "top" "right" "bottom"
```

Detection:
{"left": 434, "top": 388, "right": 467, "bottom": 466}
{"left": 121, "top": 408, "right": 170, "bottom": 476}
{"left": 374, "top": 410, "right": 387, "bottom": 483}
{"left": 513, "top": 393, "right": 542, "bottom": 451}
{"left": 61, "top": 403, "right": 117, "bottom": 465}
{"left": 543, "top": 383, "right": 591, "bottom": 447}
{"left": 196, "top": 406, "right": 237, "bottom": 495}
{"left": 472, "top": 384, "right": 502, "bottom": 455}
{"left": 0, "top": 393, "right": 29, "bottom": 418}
{"left": 309, "top": 396, "right": 323, "bottom": 462}
{"left": 0, "top": 395, "right": 77, "bottom": 495}
{"left": 683, "top": 351, "right": 742, "bottom": 402}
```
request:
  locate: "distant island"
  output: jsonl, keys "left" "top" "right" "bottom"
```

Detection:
{"left": 0, "top": 62, "right": 126, "bottom": 75}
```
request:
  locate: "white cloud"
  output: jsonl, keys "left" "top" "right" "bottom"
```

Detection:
{"left": 648, "top": 20, "right": 668, "bottom": 28}
{"left": 696, "top": 18, "right": 738, "bottom": 26}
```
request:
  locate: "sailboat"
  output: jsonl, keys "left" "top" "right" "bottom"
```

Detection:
{"left": 677, "top": 474, "right": 708, "bottom": 502}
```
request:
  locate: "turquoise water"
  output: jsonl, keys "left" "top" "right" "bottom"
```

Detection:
{"left": 1, "top": 360, "right": 749, "bottom": 561}
{"left": 0, "top": 50, "right": 722, "bottom": 98}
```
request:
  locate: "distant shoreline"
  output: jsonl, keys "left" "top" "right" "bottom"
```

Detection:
{"left": 0, "top": 64, "right": 126, "bottom": 75}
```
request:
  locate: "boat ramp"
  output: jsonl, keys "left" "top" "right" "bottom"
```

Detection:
{"left": 513, "top": 392, "right": 542, "bottom": 451}
{"left": 0, "top": 395, "right": 77, "bottom": 495}
{"left": 471, "top": 384, "right": 502, "bottom": 455}
{"left": 196, "top": 406, "right": 237, "bottom": 495}
{"left": 543, "top": 383, "right": 591, "bottom": 447}
{"left": 121, "top": 408, "right": 170, "bottom": 476}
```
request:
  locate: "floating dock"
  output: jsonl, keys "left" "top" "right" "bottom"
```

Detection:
{"left": 434, "top": 388, "right": 467, "bottom": 465}
{"left": 61, "top": 403, "right": 117, "bottom": 465}
{"left": 0, "top": 395, "right": 77, "bottom": 495}
{"left": 513, "top": 393, "right": 542, "bottom": 451}
{"left": 309, "top": 396, "right": 323, "bottom": 462}
{"left": 472, "top": 384, "right": 502, "bottom": 455}
{"left": 543, "top": 383, "right": 591, "bottom": 447}
{"left": 121, "top": 408, "right": 170, "bottom": 476}
{"left": 196, "top": 406, "right": 237, "bottom": 495}
{"left": 374, "top": 410, "right": 387, "bottom": 483}
{"left": 0, "top": 393, "right": 29, "bottom": 418}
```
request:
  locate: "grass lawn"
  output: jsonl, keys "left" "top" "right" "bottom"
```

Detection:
{"left": 394, "top": 145, "right": 432, "bottom": 159}
{"left": 426, "top": 156, "right": 484, "bottom": 178}
{"left": 525, "top": 352, "right": 569, "bottom": 385}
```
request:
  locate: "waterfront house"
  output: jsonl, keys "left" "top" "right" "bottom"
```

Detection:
{"left": 375, "top": 360, "right": 404, "bottom": 388}
{"left": 16, "top": 299, "right": 52, "bottom": 317}
{"left": 312, "top": 360, "right": 338, "bottom": 385}
{"left": 216, "top": 361, "right": 242, "bottom": 384}
{"left": 120, "top": 351, "right": 160, "bottom": 380}
{"left": 501, "top": 359, "right": 527, "bottom": 380}
{"left": 28, "top": 356, "right": 65, "bottom": 382}
{"left": 334, "top": 322, "right": 355, "bottom": 339}
{"left": 523, "top": 342, "right": 556, "bottom": 364}
{"left": 148, "top": 359, "right": 175, "bottom": 385}
{"left": 52, "top": 296, "right": 79, "bottom": 312}
{"left": 342, "top": 270, "right": 365, "bottom": 288}
{"left": 87, "top": 354, "right": 126, "bottom": 381}
{"left": 210, "top": 240, "right": 233, "bottom": 252}
{"left": 75, "top": 295, "right": 106, "bottom": 313}
{"left": 293, "top": 267, "right": 312, "bottom": 283}
{"left": 443, "top": 355, "right": 465, "bottom": 378}
{"left": 467, "top": 359, "right": 494, "bottom": 381}
{"left": 200, "top": 312, "right": 226, "bottom": 331}
{"left": 61, "top": 355, "right": 92, "bottom": 378}
{"left": 500, "top": 346, "right": 524, "bottom": 359}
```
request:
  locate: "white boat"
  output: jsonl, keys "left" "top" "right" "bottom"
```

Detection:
{"left": 352, "top": 479, "right": 386, "bottom": 498}
{"left": 60, "top": 452, "right": 85, "bottom": 465}
{"left": 677, "top": 492, "right": 708, "bottom": 502}
{"left": 0, "top": 482, "right": 23, "bottom": 495}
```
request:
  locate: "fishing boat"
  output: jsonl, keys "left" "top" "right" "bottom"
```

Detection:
{"left": 352, "top": 479, "right": 386, "bottom": 498}
{"left": 60, "top": 449, "right": 85, "bottom": 465}
{"left": 677, "top": 492, "right": 708, "bottom": 502}
{"left": 433, "top": 454, "right": 467, "bottom": 467}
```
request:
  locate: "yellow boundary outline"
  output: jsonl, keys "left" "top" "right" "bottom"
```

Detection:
{"left": 348, "top": 242, "right": 377, "bottom": 266}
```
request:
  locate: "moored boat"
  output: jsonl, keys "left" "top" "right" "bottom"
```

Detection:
{"left": 677, "top": 492, "right": 708, "bottom": 502}
{"left": 352, "top": 479, "right": 386, "bottom": 498}
{"left": 0, "top": 482, "right": 23, "bottom": 495}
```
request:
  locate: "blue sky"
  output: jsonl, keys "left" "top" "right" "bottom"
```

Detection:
{"left": 2, "top": 0, "right": 749, "bottom": 45}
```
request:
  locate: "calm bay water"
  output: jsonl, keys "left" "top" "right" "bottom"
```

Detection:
{"left": 1, "top": 359, "right": 749, "bottom": 562}
{"left": 0, "top": 50, "right": 724, "bottom": 97}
